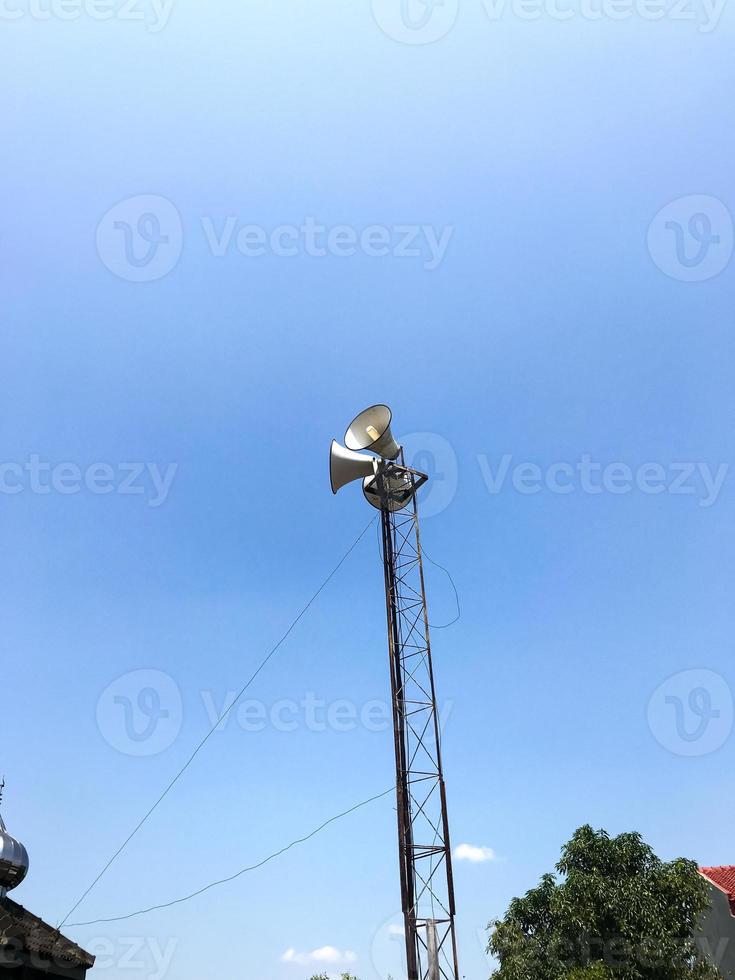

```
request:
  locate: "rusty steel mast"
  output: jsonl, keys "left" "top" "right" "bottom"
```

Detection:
{"left": 330, "top": 405, "right": 459, "bottom": 980}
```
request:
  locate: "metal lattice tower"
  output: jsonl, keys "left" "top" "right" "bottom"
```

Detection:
{"left": 377, "top": 461, "right": 459, "bottom": 980}
{"left": 330, "top": 406, "right": 460, "bottom": 980}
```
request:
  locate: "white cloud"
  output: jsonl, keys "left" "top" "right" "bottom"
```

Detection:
{"left": 454, "top": 843, "right": 497, "bottom": 863}
{"left": 388, "top": 924, "right": 405, "bottom": 937}
{"left": 282, "top": 946, "right": 358, "bottom": 967}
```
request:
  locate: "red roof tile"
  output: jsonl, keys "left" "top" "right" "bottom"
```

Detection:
{"left": 700, "top": 866, "right": 735, "bottom": 916}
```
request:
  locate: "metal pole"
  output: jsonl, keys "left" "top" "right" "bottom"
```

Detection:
{"left": 426, "top": 920, "right": 440, "bottom": 980}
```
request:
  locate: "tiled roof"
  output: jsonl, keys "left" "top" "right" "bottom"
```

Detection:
{"left": 0, "top": 896, "right": 94, "bottom": 969}
{"left": 700, "top": 866, "right": 735, "bottom": 916}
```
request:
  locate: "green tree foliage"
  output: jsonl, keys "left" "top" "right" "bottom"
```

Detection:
{"left": 308, "top": 974, "right": 360, "bottom": 980}
{"left": 488, "top": 825, "right": 720, "bottom": 979}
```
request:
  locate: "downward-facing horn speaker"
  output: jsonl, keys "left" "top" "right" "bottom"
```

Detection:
{"left": 362, "top": 469, "right": 414, "bottom": 512}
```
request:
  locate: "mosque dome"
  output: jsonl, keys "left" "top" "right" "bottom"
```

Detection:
{"left": 0, "top": 817, "right": 29, "bottom": 892}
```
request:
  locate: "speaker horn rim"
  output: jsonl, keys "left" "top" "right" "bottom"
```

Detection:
{"left": 329, "top": 439, "right": 377, "bottom": 495}
{"left": 329, "top": 439, "right": 341, "bottom": 494}
{"left": 343, "top": 403, "right": 394, "bottom": 454}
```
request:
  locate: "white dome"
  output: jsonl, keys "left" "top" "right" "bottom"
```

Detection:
{"left": 0, "top": 824, "right": 29, "bottom": 892}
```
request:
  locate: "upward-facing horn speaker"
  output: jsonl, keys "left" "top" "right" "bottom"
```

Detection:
{"left": 344, "top": 404, "right": 400, "bottom": 460}
{"left": 329, "top": 440, "right": 378, "bottom": 494}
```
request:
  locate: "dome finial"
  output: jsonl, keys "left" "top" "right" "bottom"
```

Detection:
{"left": 0, "top": 780, "right": 29, "bottom": 896}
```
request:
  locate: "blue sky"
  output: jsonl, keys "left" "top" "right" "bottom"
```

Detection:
{"left": 2, "top": 1, "right": 734, "bottom": 978}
